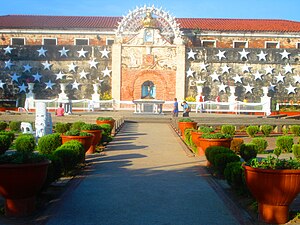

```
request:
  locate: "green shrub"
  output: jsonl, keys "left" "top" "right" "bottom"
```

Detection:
{"left": 15, "top": 134, "right": 36, "bottom": 154}
{"left": 292, "top": 144, "right": 300, "bottom": 160}
{"left": 81, "top": 123, "right": 102, "bottom": 130}
{"left": 53, "top": 147, "right": 79, "bottom": 175}
{"left": 64, "top": 129, "right": 93, "bottom": 137}
{"left": 224, "top": 161, "right": 248, "bottom": 194}
{"left": 198, "top": 126, "right": 214, "bottom": 133}
{"left": 0, "top": 135, "right": 11, "bottom": 154}
{"left": 246, "top": 126, "right": 259, "bottom": 137}
{"left": 178, "top": 118, "right": 194, "bottom": 122}
{"left": 239, "top": 143, "right": 258, "bottom": 162}
{"left": 250, "top": 137, "right": 268, "bottom": 153}
{"left": 260, "top": 125, "right": 273, "bottom": 137}
{"left": 221, "top": 125, "right": 235, "bottom": 136}
{"left": 55, "top": 122, "right": 72, "bottom": 134}
{"left": 71, "top": 121, "right": 86, "bottom": 131}
{"left": 98, "top": 124, "right": 113, "bottom": 144}
{"left": 62, "top": 140, "right": 85, "bottom": 163}
{"left": 213, "top": 153, "right": 240, "bottom": 176}
{"left": 96, "top": 117, "right": 114, "bottom": 121}
{"left": 230, "top": 138, "right": 244, "bottom": 153}
{"left": 205, "top": 146, "right": 234, "bottom": 165}
{"left": 184, "top": 128, "right": 195, "bottom": 146}
{"left": 275, "top": 135, "right": 294, "bottom": 153}
{"left": 43, "top": 154, "right": 62, "bottom": 188}
{"left": 290, "top": 125, "right": 300, "bottom": 137}
{"left": 0, "top": 131, "right": 15, "bottom": 143}
{"left": 201, "top": 132, "right": 232, "bottom": 139}
{"left": 9, "top": 121, "right": 21, "bottom": 132}
{"left": 37, "top": 133, "right": 62, "bottom": 154}
{"left": 0, "top": 121, "right": 8, "bottom": 131}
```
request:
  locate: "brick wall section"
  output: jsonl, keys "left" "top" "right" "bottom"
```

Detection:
{"left": 121, "top": 68, "right": 176, "bottom": 101}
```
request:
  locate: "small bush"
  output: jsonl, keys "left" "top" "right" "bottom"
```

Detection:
{"left": 201, "top": 132, "right": 232, "bottom": 139}
{"left": 81, "top": 123, "right": 102, "bottom": 130}
{"left": 230, "top": 138, "right": 244, "bottom": 153}
{"left": 98, "top": 124, "right": 113, "bottom": 144}
{"left": 290, "top": 125, "right": 300, "bottom": 137}
{"left": 43, "top": 154, "right": 63, "bottom": 188}
{"left": 198, "top": 126, "right": 214, "bottom": 133}
{"left": 250, "top": 138, "right": 268, "bottom": 153}
{"left": 184, "top": 128, "right": 195, "bottom": 146}
{"left": 224, "top": 161, "right": 248, "bottom": 194}
{"left": 246, "top": 126, "right": 259, "bottom": 137}
{"left": 37, "top": 133, "right": 62, "bottom": 154}
{"left": 0, "top": 121, "right": 8, "bottom": 131}
{"left": 9, "top": 121, "right": 21, "bottom": 132}
{"left": 0, "top": 131, "right": 15, "bottom": 143}
{"left": 178, "top": 118, "right": 194, "bottom": 122}
{"left": 62, "top": 140, "right": 85, "bottom": 163}
{"left": 276, "top": 135, "right": 294, "bottom": 153}
{"left": 205, "top": 146, "right": 234, "bottom": 165}
{"left": 71, "top": 121, "right": 86, "bottom": 131}
{"left": 239, "top": 143, "right": 258, "bottom": 162}
{"left": 0, "top": 135, "right": 11, "bottom": 154}
{"left": 55, "top": 122, "right": 72, "bottom": 134}
{"left": 213, "top": 153, "right": 240, "bottom": 176}
{"left": 292, "top": 144, "right": 300, "bottom": 160}
{"left": 53, "top": 147, "right": 79, "bottom": 175}
{"left": 15, "top": 134, "right": 36, "bottom": 154}
{"left": 221, "top": 125, "right": 235, "bottom": 136}
{"left": 260, "top": 125, "right": 273, "bottom": 137}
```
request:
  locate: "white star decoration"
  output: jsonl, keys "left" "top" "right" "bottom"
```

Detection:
{"left": 42, "top": 61, "right": 52, "bottom": 70}
{"left": 59, "top": 47, "right": 69, "bottom": 57}
{"left": 68, "top": 62, "right": 78, "bottom": 72}
{"left": 242, "top": 64, "right": 251, "bottom": 73}
{"left": 286, "top": 84, "right": 296, "bottom": 94}
{"left": 265, "top": 66, "right": 274, "bottom": 75}
{"left": 221, "top": 64, "right": 231, "bottom": 74}
{"left": 244, "top": 84, "right": 254, "bottom": 93}
{"left": 4, "top": 59, "right": 14, "bottom": 69}
{"left": 268, "top": 83, "right": 276, "bottom": 92}
{"left": 102, "top": 67, "right": 112, "bottom": 77}
{"left": 218, "top": 83, "right": 228, "bottom": 93}
{"left": 79, "top": 69, "right": 89, "bottom": 79}
{"left": 186, "top": 68, "right": 194, "bottom": 78}
{"left": 77, "top": 48, "right": 88, "bottom": 58}
{"left": 257, "top": 50, "right": 267, "bottom": 61}
{"left": 0, "top": 80, "right": 5, "bottom": 89}
{"left": 32, "top": 72, "right": 42, "bottom": 82}
{"left": 23, "top": 64, "right": 32, "bottom": 72}
{"left": 100, "top": 48, "right": 110, "bottom": 58}
{"left": 199, "top": 62, "right": 209, "bottom": 71}
{"left": 18, "top": 83, "right": 27, "bottom": 93}
{"left": 275, "top": 72, "right": 285, "bottom": 83}
{"left": 4, "top": 46, "right": 14, "bottom": 54}
{"left": 210, "top": 71, "right": 220, "bottom": 82}
{"left": 55, "top": 71, "right": 65, "bottom": 80}
{"left": 279, "top": 50, "right": 290, "bottom": 60}
{"left": 11, "top": 73, "right": 20, "bottom": 82}
{"left": 37, "top": 47, "right": 47, "bottom": 57}
{"left": 253, "top": 71, "right": 263, "bottom": 80}
{"left": 71, "top": 80, "right": 80, "bottom": 90}
{"left": 232, "top": 74, "right": 243, "bottom": 83}
{"left": 45, "top": 80, "right": 55, "bottom": 89}
{"left": 89, "top": 58, "right": 99, "bottom": 69}
{"left": 215, "top": 50, "right": 226, "bottom": 61}
{"left": 293, "top": 74, "right": 300, "bottom": 84}
{"left": 187, "top": 49, "right": 197, "bottom": 60}
{"left": 283, "top": 64, "right": 293, "bottom": 74}
{"left": 238, "top": 49, "right": 250, "bottom": 60}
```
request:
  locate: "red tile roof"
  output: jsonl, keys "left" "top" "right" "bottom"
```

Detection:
{"left": 1, "top": 15, "right": 300, "bottom": 33}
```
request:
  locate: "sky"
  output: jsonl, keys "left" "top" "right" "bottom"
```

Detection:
{"left": 0, "top": 0, "right": 300, "bottom": 21}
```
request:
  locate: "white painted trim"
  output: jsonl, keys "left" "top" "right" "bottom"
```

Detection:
{"left": 74, "top": 38, "right": 89, "bottom": 45}
{"left": 11, "top": 37, "right": 25, "bottom": 45}
{"left": 42, "top": 37, "right": 57, "bottom": 45}
{"left": 232, "top": 40, "right": 248, "bottom": 48}
{"left": 201, "top": 40, "right": 216, "bottom": 47}
{"left": 265, "top": 41, "right": 280, "bottom": 49}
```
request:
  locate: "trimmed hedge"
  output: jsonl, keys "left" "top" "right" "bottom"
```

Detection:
{"left": 250, "top": 137, "right": 268, "bottom": 153}
{"left": 260, "top": 125, "right": 273, "bottom": 137}
{"left": 0, "top": 121, "right": 8, "bottom": 131}
{"left": 239, "top": 143, "right": 258, "bottom": 162}
{"left": 9, "top": 121, "right": 21, "bottom": 132}
{"left": 213, "top": 153, "right": 240, "bottom": 176}
{"left": 205, "top": 146, "right": 234, "bottom": 165}
{"left": 275, "top": 135, "right": 294, "bottom": 153}
{"left": 246, "top": 126, "right": 259, "bottom": 137}
{"left": 37, "top": 133, "right": 62, "bottom": 154}
{"left": 0, "top": 135, "right": 11, "bottom": 154}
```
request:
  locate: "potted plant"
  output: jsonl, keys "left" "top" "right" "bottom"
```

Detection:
{"left": 178, "top": 118, "right": 197, "bottom": 139}
{"left": 0, "top": 134, "right": 50, "bottom": 217}
{"left": 81, "top": 124, "right": 103, "bottom": 154}
{"left": 191, "top": 126, "right": 214, "bottom": 156}
{"left": 96, "top": 117, "right": 115, "bottom": 135}
{"left": 61, "top": 129, "right": 93, "bottom": 153}
{"left": 243, "top": 155, "right": 300, "bottom": 224}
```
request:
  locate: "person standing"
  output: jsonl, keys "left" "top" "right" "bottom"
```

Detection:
{"left": 181, "top": 101, "right": 190, "bottom": 117}
{"left": 173, "top": 98, "right": 179, "bottom": 117}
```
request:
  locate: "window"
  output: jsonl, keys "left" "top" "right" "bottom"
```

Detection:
{"left": 233, "top": 41, "right": 248, "bottom": 48}
{"left": 43, "top": 38, "right": 57, "bottom": 45}
{"left": 106, "top": 38, "right": 114, "bottom": 45}
{"left": 11, "top": 38, "right": 25, "bottom": 45}
{"left": 296, "top": 43, "right": 300, "bottom": 49}
{"left": 265, "top": 41, "right": 280, "bottom": 49}
{"left": 74, "top": 38, "right": 89, "bottom": 45}
{"left": 201, "top": 40, "right": 216, "bottom": 48}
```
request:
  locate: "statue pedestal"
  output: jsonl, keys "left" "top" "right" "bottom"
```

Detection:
{"left": 92, "top": 94, "right": 100, "bottom": 108}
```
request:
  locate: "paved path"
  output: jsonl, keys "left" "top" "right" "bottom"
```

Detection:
{"left": 43, "top": 122, "right": 249, "bottom": 225}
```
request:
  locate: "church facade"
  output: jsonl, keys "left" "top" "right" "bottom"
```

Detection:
{"left": 1, "top": 6, "right": 300, "bottom": 110}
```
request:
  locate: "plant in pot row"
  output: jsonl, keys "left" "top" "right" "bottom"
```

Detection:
{"left": 96, "top": 117, "right": 115, "bottom": 135}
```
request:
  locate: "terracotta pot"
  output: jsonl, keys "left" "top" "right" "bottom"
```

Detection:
{"left": 96, "top": 119, "right": 115, "bottom": 135}
{"left": 178, "top": 122, "right": 197, "bottom": 139}
{"left": 243, "top": 165, "right": 300, "bottom": 224}
{"left": 190, "top": 131, "right": 204, "bottom": 156}
{"left": 81, "top": 129, "right": 102, "bottom": 154}
{"left": 0, "top": 160, "right": 50, "bottom": 217}
{"left": 61, "top": 135, "right": 93, "bottom": 153}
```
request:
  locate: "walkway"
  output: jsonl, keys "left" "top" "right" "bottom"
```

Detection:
{"left": 42, "top": 122, "right": 250, "bottom": 225}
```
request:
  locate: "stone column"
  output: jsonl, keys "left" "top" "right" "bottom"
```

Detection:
{"left": 176, "top": 44, "right": 186, "bottom": 101}
{"left": 112, "top": 43, "right": 122, "bottom": 110}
